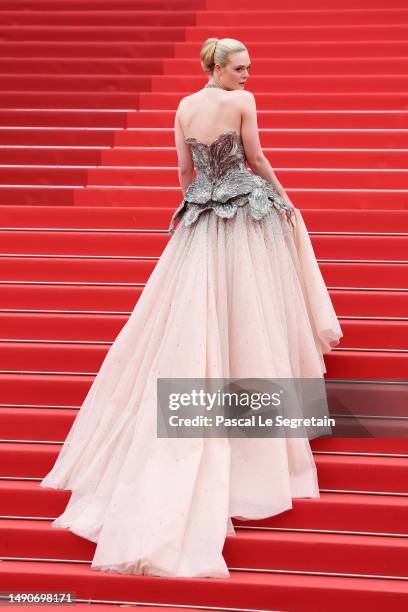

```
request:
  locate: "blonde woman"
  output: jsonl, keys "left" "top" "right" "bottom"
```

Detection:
{"left": 40, "top": 38, "right": 343, "bottom": 578}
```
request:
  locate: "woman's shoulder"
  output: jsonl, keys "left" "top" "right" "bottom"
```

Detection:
{"left": 232, "top": 89, "right": 256, "bottom": 106}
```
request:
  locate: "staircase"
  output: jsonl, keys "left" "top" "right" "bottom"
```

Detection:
{"left": 0, "top": 0, "right": 408, "bottom": 610}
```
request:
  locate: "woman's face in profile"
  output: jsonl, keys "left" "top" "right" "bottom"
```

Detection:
{"left": 214, "top": 50, "right": 251, "bottom": 91}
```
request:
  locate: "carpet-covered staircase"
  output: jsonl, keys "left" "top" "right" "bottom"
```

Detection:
{"left": 0, "top": 0, "right": 407, "bottom": 610}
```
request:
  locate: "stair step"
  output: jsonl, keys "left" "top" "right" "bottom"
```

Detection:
{"left": 0, "top": 166, "right": 407, "bottom": 190}
{"left": 141, "top": 91, "right": 408, "bottom": 111}
{"left": 0, "top": 257, "right": 406, "bottom": 292}
{"left": 1, "top": 24, "right": 408, "bottom": 43}
{"left": 1, "top": 186, "right": 407, "bottom": 208}
{"left": 3, "top": 56, "right": 408, "bottom": 76}
{"left": 0, "top": 376, "right": 406, "bottom": 408}
{"left": 2, "top": 127, "right": 408, "bottom": 148}
{"left": 3, "top": 0, "right": 199, "bottom": 9}
{"left": 154, "top": 74, "right": 408, "bottom": 93}
{"left": 1, "top": 381, "right": 406, "bottom": 442}
{"left": 5, "top": 0, "right": 408, "bottom": 9}
{"left": 1, "top": 38, "right": 407, "bottom": 59}
{"left": 1, "top": 518, "right": 408, "bottom": 577}
{"left": 0, "top": 316, "right": 405, "bottom": 349}
{"left": 2, "top": 73, "right": 408, "bottom": 92}
{"left": 2, "top": 480, "right": 408, "bottom": 534}
{"left": 3, "top": 340, "right": 406, "bottom": 376}
{"left": 1, "top": 443, "right": 408, "bottom": 493}
{"left": 3, "top": 147, "right": 408, "bottom": 169}
{"left": 2, "top": 8, "right": 408, "bottom": 28}
{"left": 0, "top": 373, "right": 92, "bottom": 406}
{"left": 2, "top": 108, "right": 406, "bottom": 129}
{"left": 1, "top": 406, "right": 408, "bottom": 452}
{"left": 1, "top": 558, "right": 408, "bottom": 612}
{"left": 0, "top": 285, "right": 406, "bottom": 319}
{"left": 0, "top": 205, "right": 406, "bottom": 232}
{"left": 1, "top": 91, "right": 407, "bottom": 110}
{"left": 0, "top": 229, "right": 406, "bottom": 260}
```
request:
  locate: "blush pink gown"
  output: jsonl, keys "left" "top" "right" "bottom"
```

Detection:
{"left": 40, "top": 129, "right": 343, "bottom": 578}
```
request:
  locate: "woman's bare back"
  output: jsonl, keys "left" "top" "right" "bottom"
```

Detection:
{"left": 177, "top": 88, "right": 242, "bottom": 145}
{"left": 174, "top": 86, "right": 279, "bottom": 195}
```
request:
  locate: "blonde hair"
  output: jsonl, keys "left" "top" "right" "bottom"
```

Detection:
{"left": 200, "top": 37, "right": 247, "bottom": 73}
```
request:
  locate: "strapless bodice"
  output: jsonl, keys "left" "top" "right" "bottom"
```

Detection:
{"left": 167, "top": 129, "right": 295, "bottom": 234}
{"left": 184, "top": 129, "right": 248, "bottom": 179}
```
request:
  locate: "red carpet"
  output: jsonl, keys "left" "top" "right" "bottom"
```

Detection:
{"left": 0, "top": 0, "right": 407, "bottom": 610}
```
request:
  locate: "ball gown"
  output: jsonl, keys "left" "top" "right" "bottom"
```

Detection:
{"left": 40, "top": 128, "right": 343, "bottom": 578}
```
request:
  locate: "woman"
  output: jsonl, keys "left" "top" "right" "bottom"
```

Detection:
{"left": 40, "top": 37, "right": 343, "bottom": 578}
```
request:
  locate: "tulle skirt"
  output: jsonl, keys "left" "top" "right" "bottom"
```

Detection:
{"left": 40, "top": 204, "right": 343, "bottom": 578}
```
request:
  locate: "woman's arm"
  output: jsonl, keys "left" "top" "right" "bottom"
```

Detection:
{"left": 239, "top": 91, "right": 295, "bottom": 207}
{"left": 174, "top": 103, "right": 194, "bottom": 195}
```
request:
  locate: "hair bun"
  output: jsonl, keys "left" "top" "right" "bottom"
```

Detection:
{"left": 199, "top": 37, "right": 247, "bottom": 74}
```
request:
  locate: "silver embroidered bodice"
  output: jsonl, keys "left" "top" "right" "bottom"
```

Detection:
{"left": 167, "top": 129, "right": 296, "bottom": 235}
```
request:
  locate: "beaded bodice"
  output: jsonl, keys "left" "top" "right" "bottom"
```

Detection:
{"left": 184, "top": 129, "right": 247, "bottom": 179}
{"left": 167, "top": 128, "right": 295, "bottom": 234}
